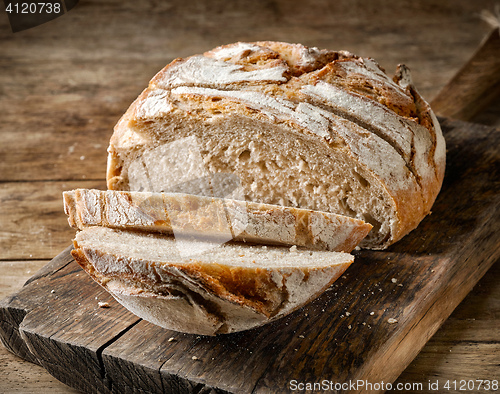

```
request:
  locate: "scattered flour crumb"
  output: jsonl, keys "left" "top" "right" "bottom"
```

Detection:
{"left": 388, "top": 318, "right": 398, "bottom": 324}
{"left": 168, "top": 337, "right": 175, "bottom": 342}
{"left": 370, "top": 312, "right": 375, "bottom": 316}
{"left": 391, "top": 278, "right": 397, "bottom": 283}
{"left": 290, "top": 245, "right": 297, "bottom": 252}
{"left": 345, "top": 312, "right": 351, "bottom": 316}
{"left": 98, "top": 302, "right": 110, "bottom": 308}
{"left": 192, "top": 356, "right": 199, "bottom": 361}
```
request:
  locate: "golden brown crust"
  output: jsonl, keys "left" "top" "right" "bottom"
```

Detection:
{"left": 71, "top": 227, "right": 354, "bottom": 334}
{"left": 64, "top": 189, "right": 373, "bottom": 252}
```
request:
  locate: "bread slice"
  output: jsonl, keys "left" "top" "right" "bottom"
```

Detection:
{"left": 106, "top": 41, "right": 445, "bottom": 249}
{"left": 63, "top": 189, "right": 372, "bottom": 253}
{"left": 72, "top": 227, "right": 354, "bottom": 335}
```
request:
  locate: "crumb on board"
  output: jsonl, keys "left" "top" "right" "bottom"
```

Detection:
{"left": 98, "top": 301, "right": 110, "bottom": 308}
{"left": 388, "top": 318, "right": 398, "bottom": 324}
{"left": 391, "top": 278, "right": 397, "bottom": 283}
{"left": 168, "top": 337, "right": 175, "bottom": 342}
{"left": 192, "top": 356, "right": 200, "bottom": 361}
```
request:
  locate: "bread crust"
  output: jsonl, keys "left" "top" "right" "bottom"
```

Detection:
{"left": 106, "top": 41, "right": 445, "bottom": 249}
{"left": 64, "top": 189, "right": 372, "bottom": 252}
{"left": 72, "top": 228, "right": 353, "bottom": 335}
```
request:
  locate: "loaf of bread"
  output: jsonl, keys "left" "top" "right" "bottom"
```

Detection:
{"left": 72, "top": 226, "right": 354, "bottom": 335}
{"left": 64, "top": 189, "right": 372, "bottom": 252}
{"left": 106, "top": 41, "right": 445, "bottom": 249}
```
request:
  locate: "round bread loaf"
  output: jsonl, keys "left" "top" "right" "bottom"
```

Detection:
{"left": 106, "top": 41, "right": 446, "bottom": 249}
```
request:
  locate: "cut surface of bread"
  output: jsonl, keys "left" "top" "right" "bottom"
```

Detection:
{"left": 72, "top": 227, "right": 354, "bottom": 335}
{"left": 63, "top": 189, "right": 372, "bottom": 253}
{"left": 106, "top": 41, "right": 446, "bottom": 249}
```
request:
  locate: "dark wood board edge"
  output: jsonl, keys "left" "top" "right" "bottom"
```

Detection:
{"left": 354, "top": 223, "right": 500, "bottom": 392}
{"left": 0, "top": 245, "right": 75, "bottom": 365}
{"left": 15, "top": 260, "right": 143, "bottom": 393}
{"left": 102, "top": 324, "right": 233, "bottom": 394}
{"left": 20, "top": 328, "right": 114, "bottom": 394}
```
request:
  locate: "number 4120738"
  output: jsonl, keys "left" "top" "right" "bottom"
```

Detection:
{"left": 5, "top": 2, "right": 62, "bottom": 14}
{"left": 443, "top": 380, "right": 498, "bottom": 391}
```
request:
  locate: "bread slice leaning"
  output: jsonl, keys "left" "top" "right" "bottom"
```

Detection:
{"left": 72, "top": 227, "right": 354, "bottom": 335}
{"left": 63, "top": 189, "right": 372, "bottom": 252}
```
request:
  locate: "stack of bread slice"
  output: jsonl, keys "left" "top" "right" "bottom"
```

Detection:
{"left": 65, "top": 189, "right": 371, "bottom": 335}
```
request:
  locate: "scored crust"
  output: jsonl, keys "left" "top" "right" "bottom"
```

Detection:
{"left": 63, "top": 189, "right": 372, "bottom": 252}
{"left": 106, "top": 41, "right": 445, "bottom": 249}
{"left": 72, "top": 227, "right": 354, "bottom": 335}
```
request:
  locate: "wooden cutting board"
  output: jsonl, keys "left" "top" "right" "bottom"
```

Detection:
{"left": 0, "top": 118, "right": 498, "bottom": 394}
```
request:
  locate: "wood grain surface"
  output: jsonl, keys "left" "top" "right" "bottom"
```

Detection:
{"left": 431, "top": 27, "right": 500, "bottom": 121}
{"left": 1, "top": 0, "right": 499, "bottom": 393}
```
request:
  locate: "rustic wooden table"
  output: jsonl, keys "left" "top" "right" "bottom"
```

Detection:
{"left": 1, "top": 1, "right": 498, "bottom": 392}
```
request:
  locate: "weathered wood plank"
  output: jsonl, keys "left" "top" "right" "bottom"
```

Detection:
{"left": 0, "top": 259, "right": 50, "bottom": 299}
{"left": 0, "top": 180, "right": 106, "bottom": 260}
{"left": 1, "top": 252, "right": 141, "bottom": 393}
{"left": 395, "top": 260, "right": 500, "bottom": 389}
{"left": 431, "top": 28, "right": 500, "bottom": 121}
{"left": 0, "top": 246, "right": 74, "bottom": 364}
{"left": 0, "top": 345, "right": 81, "bottom": 394}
